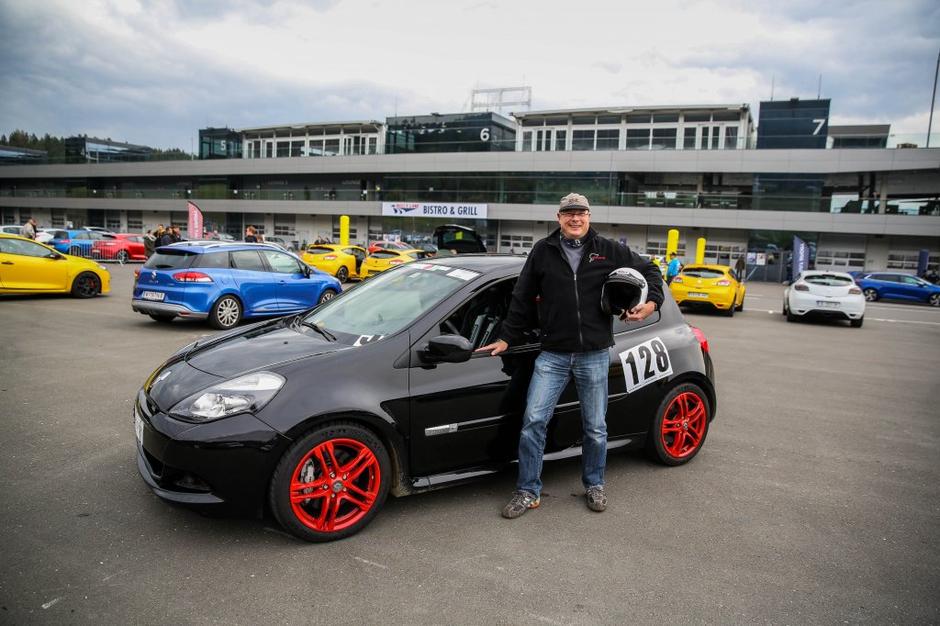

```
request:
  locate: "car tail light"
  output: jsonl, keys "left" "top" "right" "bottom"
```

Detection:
{"left": 716, "top": 279, "right": 731, "bottom": 286}
{"left": 690, "top": 325, "right": 709, "bottom": 354}
{"left": 173, "top": 271, "right": 213, "bottom": 283}
{"left": 61, "top": 238, "right": 70, "bottom": 243}
{"left": 794, "top": 283, "right": 809, "bottom": 291}
{"left": 323, "top": 255, "right": 337, "bottom": 260}
{"left": 671, "top": 276, "right": 683, "bottom": 283}
{"left": 849, "top": 287, "right": 862, "bottom": 295}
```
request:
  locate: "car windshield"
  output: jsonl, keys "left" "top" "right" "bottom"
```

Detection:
{"left": 804, "top": 274, "right": 852, "bottom": 286}
{"left": 302, "top": 263, "right": 479, "bottom": 342}
{"left": 682, "top": 267, "right": 725, "bottom": 279}
{"left": 144, "top": 250, "right": 197, "bottom": 269}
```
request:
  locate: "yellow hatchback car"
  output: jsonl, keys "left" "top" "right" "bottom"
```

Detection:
{"left": 301, "top": 244, "right": 366, "bottom": 283}
{"left": 669, "top": 263, "right": 745, "bottom": 316}
{"left": 0, "top": 233, "right": 111, "bottom": 297}
{"left": 359, "top": 248, "right": 432, "bottom": 279}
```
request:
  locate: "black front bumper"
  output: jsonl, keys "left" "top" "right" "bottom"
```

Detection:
{"left": 134, "top": 392, "right": 291, "bottom": 510}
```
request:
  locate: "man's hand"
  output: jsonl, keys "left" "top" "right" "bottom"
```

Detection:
{"left": 621, "top": 301, "right": 657, "bottom": 322}
{"left": 476, "top": 339, "right": 508, "bottom": 356}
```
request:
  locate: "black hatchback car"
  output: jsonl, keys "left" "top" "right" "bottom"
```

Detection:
{"left": 135, "top": 255, "right": 716, "bottom": 541}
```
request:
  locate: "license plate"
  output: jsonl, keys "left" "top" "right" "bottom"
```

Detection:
{"left": 142, "top": 291, "right": 165, "bottom": 301}
{"left": 688, "top": 292, "right": 709, "bottom": 298}
{"left": 816, "top": 300, "right": 840, "bottom": 308}
{"left": 134, "top": 411, "right": 144, "bottom": 445}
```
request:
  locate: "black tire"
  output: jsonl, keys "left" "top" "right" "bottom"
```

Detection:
{"left": 736, "top": 298, "right": 744, "bottom": 312}
{"left": 70, "top": 272, "right": 101, "bottom": 298}
{"left": 929, "top": 293, "right": 940, "bottom": 307}
{"left": 786, "top": 310, "right": 797, "bottom": 322}
{"left": 863, "top": 288, "right": 879, "bottom": 302}
{"left": 269, "top": 422, "right": 391, "bottom": 542}
{"left": 850, "top": 317, "right": 864, "bottom": 328}
{"left": 209, "top": 295, "right": 242, "bottom": 330}
{"left": 116, "top": 250, "right": 129, "bottom": 264}
{"left": 149, "top": 314, "right": 175, "bottom": 323}
{"left": 724, "top": 303, "right": 735, "bottom": 317}
{"left": 318, "top": 288, "right": 338, "bottom": 305}
{"left": 335, "top": 266, "right": 349, "bottom": 283}
{"left": 646, "top": 382, "right": 711, "bottom": 466}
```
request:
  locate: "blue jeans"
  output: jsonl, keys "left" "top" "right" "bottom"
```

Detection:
{"left": 517, "top": 349, "right": 609, "bottom": 497}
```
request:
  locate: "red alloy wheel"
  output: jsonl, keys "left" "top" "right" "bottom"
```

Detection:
{"left": 289, "top": 438, "right": 381, "bottom": 532}
{"left": 659, "top": 391, "right": 707, "bottom": 459}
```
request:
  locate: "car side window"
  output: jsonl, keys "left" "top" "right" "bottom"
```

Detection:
{"left": 0, "top": 238, "right": 54, "bottom": 258}
{"left": 195, "top": 251, "right": 231, "bottom": 269}
{"left": 613, "top": 309, "right": 661, "bottom": 334}
{"left": 262, "top": 250, "right": 303, "bottom": 274}
{"left": 438, "top": 279, "right": 524, "bottom": 350}
{"left": 901, "top": 276, "right": 922, "bottom": 286}
{"left": 231, "top": 250, "right": 266, "bottom": 271}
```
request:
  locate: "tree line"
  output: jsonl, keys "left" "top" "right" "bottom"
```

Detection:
{"left": 2, "top": 129, "right": 188, "bottom": 160}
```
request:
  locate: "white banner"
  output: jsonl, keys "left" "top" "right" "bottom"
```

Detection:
{"left": 382, "top": 202, "right": 488, "bottom": 219}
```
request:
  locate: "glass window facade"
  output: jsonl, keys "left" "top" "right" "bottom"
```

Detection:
{"left": 385, "top": 112, "right": 516, "bottom": 153}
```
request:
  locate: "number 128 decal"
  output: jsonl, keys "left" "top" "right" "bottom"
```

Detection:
{"left": 619, "top": 337, "right": 673, "bottom": 393}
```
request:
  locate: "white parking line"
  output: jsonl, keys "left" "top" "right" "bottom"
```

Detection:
{"left": 869, "top": 318, "right": 940, "bottom": 326}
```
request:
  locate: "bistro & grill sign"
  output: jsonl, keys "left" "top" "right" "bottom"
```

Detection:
{"left": 382, "top": 202, "right": 488, "bottom": 218}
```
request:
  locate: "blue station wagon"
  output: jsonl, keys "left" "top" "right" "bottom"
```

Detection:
{"left": 132, "top": 242, "right": 342, "bottom": 329}
{"left": 855, "top": 272, "right": 940, "bottom": 307}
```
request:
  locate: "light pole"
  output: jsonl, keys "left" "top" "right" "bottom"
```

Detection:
{"left": 928, "top": 47, "right": 940, "bottom": 148}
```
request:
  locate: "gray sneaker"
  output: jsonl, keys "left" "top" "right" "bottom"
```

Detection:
{"left": 502, "top": 490, "right": 540, "bottom": 519}
{"left": 585, "top": 485, "right": 607, "bottom": 512}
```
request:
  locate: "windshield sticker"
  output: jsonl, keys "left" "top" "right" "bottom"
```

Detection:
{"left": 447, "top": 269, "right": 480, "bottom": 281}
{"left": 412, "top": 263, "right": 453, "bottom": 273}
{"left": 353, "top": 334, "right": 384, "bottom": 347}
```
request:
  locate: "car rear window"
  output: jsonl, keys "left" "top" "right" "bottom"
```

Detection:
{"left": 305, "top": 246, "right": 335, "bottom": 255}
{"left": 682, "top": 267, "right": 725, "bottom": 279}
{"left": 144, "top": 251, "right": 197, "bottom": 270}
{"left": 804, "top": 274, "right": 852, "bottom": 286}
{"left": 371, "top": 250, "right": 400, "bottom": 259}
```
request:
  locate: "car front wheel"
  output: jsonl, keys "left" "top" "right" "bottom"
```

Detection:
{"left": 209, "top": 295, "right": 242, "bottom": 329}
{"left": 71, "top": 272, "right": 101, "bottom": 298}
{"left": 318, "top": 288, "right": 338, "bottom": 304}
{"left": 269, "top": 422, "right": 391, "bottom": 542}
{"left": 647, "top": 383, "right": 710, "bottom": 466}
{"left": 863, "top": 288, "right": 879, "bottom": 302}
{"left": 335, "top": 266, "right": 349, "bottom": 283}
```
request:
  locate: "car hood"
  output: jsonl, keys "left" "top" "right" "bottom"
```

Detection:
{"left": 184, "top": 320, "right": 346, "bottom": 379}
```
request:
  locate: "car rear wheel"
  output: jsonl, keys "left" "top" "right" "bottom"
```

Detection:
{"left": 850, "top": 317, "right": 864, "bottom": 328}
{"left": 70, "top": 272, "right": 101, "bottom": 298}
{"left": 783, "top": 300, "right": 797, "bottom": 322}
{"left": 646, "top": 383, "right": 710, "bottom": 466}
{"left": 335, "top": 266, "right": 349, "bottom": 283}
{"left": 863, "top": 288, "right": 879, "bottom": 302}
{"left": 736, "top": 297, "right": 744, "bottom": 312}
{"left": 269, "top": 422, "right": 390, "bottom": 542}
{"left": 929, "top": 293, "right": 940, "bottom": 307}
{"left": 116, "top": 250, "right": 129, "bottom": 264}
{"left": 209, "top": 295, "right": 242, "bottom": 329}
{"left": 724, "top": 303, "right": 735, "bottom": 317}
{"left": 318, "top": 288, "right": 338, "bottom": 305}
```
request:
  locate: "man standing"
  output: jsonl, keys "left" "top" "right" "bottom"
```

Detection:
{"left": 478, "top": 193, "right": 663, "bottom": 518}
{"left": 734, "top": 255, "right": 746, "bottom": 282}
{"left": 666, "top": 252, "right": 682, "bottom": 284}
{"left": 22, "top": 217, "right": 38, "bottom": 240}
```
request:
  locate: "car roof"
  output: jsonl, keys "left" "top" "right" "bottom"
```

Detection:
{"left": 156, "top": 241, "right": 294, "bottom": 254}
{"left": 801, "top": 270, "right": 853, "bottom": 278}
{"left": 422, "top": 253, "right": 526, "bottom": 273}
{"left": 682, "top": 264, "right": 731, "bottom": 271}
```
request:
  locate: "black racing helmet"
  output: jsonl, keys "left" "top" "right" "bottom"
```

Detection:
{"left": 600, "top": 267, "right": 649, "bottom": 316}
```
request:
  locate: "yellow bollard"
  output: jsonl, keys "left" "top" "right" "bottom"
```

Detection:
{"left": 339, "top": 215, "right": 349, "bottom": 246}
{"left": 666, "top": 229, "right": 679, "bottom": 259}
{"left": 696, "top": 237, "right": 706, "bottom": 264}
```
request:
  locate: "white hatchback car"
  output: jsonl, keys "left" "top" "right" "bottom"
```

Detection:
{"left": 784, "top": 270, "right": 866, "bottom": 327}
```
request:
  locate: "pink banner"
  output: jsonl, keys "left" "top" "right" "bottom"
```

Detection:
{"left": 187, "top": 201, "right": 204, "bottom": 240}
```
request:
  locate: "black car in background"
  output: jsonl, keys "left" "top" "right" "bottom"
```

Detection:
{"left": 433, "top": 224, "right": 487, "bottom": 254}
{"left": 135, "top": 255, "right": 716, "bottom": 541}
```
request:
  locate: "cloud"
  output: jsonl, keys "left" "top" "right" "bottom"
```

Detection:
{"left": 0, "top": 0, "right": 937, "bottom": 150}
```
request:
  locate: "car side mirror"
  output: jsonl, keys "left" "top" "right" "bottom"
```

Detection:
{"left": 303, "top": 264, "right": 312, "bottom": 277}
{"left": 423, "top": 335, "right": 473, "bottom": 363}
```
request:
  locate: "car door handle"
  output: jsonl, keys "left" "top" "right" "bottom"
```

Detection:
{"left": 1, "top": 261, "right": 13, "bottom": 265}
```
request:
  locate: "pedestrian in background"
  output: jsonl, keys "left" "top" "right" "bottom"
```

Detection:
{"left": 734, "top": 255, "right": 746, "bottom": 282}
{"left": 22, "top": 217, "right": 38, "bottom": 240}
{"left": 666, "top": 252, "right": 682, "bottom": 284}
{"left": 477, "top": 192, "right": 663, "bottom": 518}
{"left": 244, "top": 226, "right": 259, "bottom": 243}
{"left": 143, "top": 229, "right": 156, "bottom": 258}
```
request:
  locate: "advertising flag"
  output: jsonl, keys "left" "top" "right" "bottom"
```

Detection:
{"left": 792, "top": 236, "right": 809, "bottom": 279}
{"left": 187, "top": 201, "right": 204, "bottom": 240}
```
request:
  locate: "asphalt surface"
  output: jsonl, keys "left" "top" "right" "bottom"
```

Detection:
{"left": 1, "top": 265, "right": 938, "bottom": 624}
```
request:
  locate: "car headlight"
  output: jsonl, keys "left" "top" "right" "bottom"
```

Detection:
{"left": 169, "top": 371, "right": 285, "bottom": 421}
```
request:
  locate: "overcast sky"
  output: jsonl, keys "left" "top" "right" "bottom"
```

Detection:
{"left": 1, "top": 0, "right": 938, "bottom": 150}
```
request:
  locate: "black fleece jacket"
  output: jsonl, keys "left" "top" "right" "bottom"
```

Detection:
{"left": 499, "top": 227, "right": 665, "bottom": 353}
